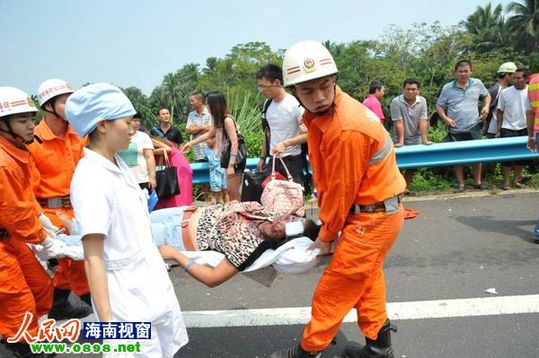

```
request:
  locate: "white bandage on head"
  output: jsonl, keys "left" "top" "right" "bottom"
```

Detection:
{"left": 285, "top": 220, "right": 305, "bottom": 238}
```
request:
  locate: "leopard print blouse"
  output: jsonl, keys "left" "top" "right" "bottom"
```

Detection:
{"left": 196, "top": 201, "right": 277, "bottom": 270}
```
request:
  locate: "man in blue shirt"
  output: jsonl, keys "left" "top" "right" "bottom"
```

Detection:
{"left": 436, "top": 60, "right": 491, "bottom": 192}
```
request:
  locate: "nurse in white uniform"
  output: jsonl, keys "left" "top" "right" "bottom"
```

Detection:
{"left": 65, "top": 83, "right": 188, "bottom": 357}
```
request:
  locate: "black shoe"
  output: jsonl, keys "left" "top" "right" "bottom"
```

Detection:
{"left": 519, "top": 176, "right": 532, "bottom": 184}
{"left": 452, "top": 184, "right": 465, "bottom": 193}
{"left": 472, "top": 182, "right": 490, "bottom": 190}
{"left": 344, "top": 319, "right": 396, "bottom": 358}
{"left": 270, "top": 344, "right": 321, "bottom": 358}
{"left": 48, "top": 289, "right": 92, "bottom": 320}
{"left": 404, "top": 191, "right": 416, "bottom": 197}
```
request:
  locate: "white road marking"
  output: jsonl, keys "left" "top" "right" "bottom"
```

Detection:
{"left": 182, "top": 294, "right": 539, "bottom": 328}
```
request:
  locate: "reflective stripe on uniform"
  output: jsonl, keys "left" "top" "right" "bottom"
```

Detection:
{"left": 368, "top": 131, "right": 393, "bottom": 166}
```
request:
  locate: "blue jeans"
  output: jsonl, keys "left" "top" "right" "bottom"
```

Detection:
{"left": 149, "top": 207, "right": 187, "bottom": 250}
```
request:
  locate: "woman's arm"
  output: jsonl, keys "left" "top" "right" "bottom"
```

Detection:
{"left": 223, "top": 117, "right": 238, "bottom": 168}
{"left": 82, "top": 234, "right": 112, "bottom": 321}
{"left": 151, "top": 138, "right": 172, "bottom": 155}
{"left": 183, "top": 126, "right": 216, "bottom": 153}
{"left": 143, "top": 148, "right": 156, "bottom": 189}
{"left": 158, "top": 245, "right": 238, "bottom": 287}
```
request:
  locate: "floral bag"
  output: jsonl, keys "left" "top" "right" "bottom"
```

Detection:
{"left": 261, "top": 156, "right": 305, "bottom": 217}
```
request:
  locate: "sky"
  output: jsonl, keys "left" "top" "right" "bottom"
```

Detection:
{"left": 1, "top": 0, "right": 512, "bottom": 96}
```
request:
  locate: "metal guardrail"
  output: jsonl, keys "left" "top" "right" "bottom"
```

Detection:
{"left": 190, "top": 136, "right": 539, "bottom": 184}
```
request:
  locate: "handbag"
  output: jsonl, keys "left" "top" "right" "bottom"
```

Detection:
{"left": 261, "top": 156, "right": 305, "bottom": 216}
{"left": 220, "top": 117, "right": 247, "bottom": 169}
{"left": 155, "top": 150, "right": 180, "bottom": 199}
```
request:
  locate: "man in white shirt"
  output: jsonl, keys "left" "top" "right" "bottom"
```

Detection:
{"left": 497, "top": 67, "right": 533, "bottom": 190}
{"left": 185, "top": 92, "right": 212, "bottom": 162}
{"left": 256, "top": 64, "right": 308, "bottom": 185}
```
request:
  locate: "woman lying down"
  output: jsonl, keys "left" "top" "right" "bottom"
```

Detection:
{"left": 151, "top": 201, "right": 320, "bottom": 287}
{"left": 58, "top": 201, "right": 320, "bottom": 287}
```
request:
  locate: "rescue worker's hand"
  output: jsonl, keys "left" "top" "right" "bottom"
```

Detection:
{"left": 257, "top": 158, "right": 266, "bottom": 172}
{"left": 271, "top": 142, "right": 287, "bottom": 155}
{"left": 34, "top": 237, "right": 69, "bottom": 260}
{"left": 39, "top": 213, "right": 59, "bottom": 235}
{"left": 308, "top": 237, "right": 332, "bottom": 256}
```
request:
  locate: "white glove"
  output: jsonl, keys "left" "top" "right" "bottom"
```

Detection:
{"left": 39, "top": 213, "right": 60, "bottom": 236}
{"left": 34, "top": 237, "right": 68, "bottom": 261}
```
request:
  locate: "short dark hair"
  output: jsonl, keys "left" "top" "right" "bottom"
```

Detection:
{"left": 515, "top": 67, "right": 530, "bottom": 78}
{"left": 190, "top": 91, "right": 205, "bottom": 103}
{"left": 455, "top": 59, "right": 472, "bottom": 70}
{"left": 403, "top": 78, "right": 420, "bottom": 89}
{"left": 256, "top": 64, "right": 283, "bottom": 84}
{"left": 368, "top": 81, "right": 384, "bottom": 94}
{"left": 158, "top": 108, "right": 169, "bottom": 115}
{"left": 133, "top": 112, "right": 141, "bottom": 119}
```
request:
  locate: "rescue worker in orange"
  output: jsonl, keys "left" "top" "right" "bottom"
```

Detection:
{"left": 526, "top": 72, "right": 539, "bottom": 243}
{"left": 27, "top": 79, "right": 92, "bottom": 319}
{"left": 271, "top": 41, "right": 406, "bottom": 358}
{"left": 0, "top": 86, "right": 71, "bottom": 357}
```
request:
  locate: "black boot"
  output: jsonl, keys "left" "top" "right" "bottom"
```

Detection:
{"left": 47, "top": 288, "right": 92, "bottom": 320}
{"left": 3, "top": 341, "right": 47, "bottom": 357}
{"left": 270, "top": 344, "right": 321, "bottom": 358}
{"left": 344, "top": 319, "right": 396, "bottom": 358}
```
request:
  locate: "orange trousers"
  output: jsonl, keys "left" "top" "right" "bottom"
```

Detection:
{"left": 301, "top": 206, "right": 404, "bottom": 352}
{"left": 44, "top": 207, "right": 89, "bottom": 296}
{"left": 0, "top": 237, "right": 53, "bottom": 341}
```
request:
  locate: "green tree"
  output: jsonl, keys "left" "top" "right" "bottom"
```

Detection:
{"left": 506, "top": 0, "right": 539, "bottom": 53}
{"left": 461, "top": 3, "right": 509, "bottom": 53}
{"left": 122, "top": 86, "right": 154, "bottom": 129}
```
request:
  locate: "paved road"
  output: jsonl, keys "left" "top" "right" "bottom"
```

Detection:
{"left": 174, "top": 191, "right": 539, "bottom": 358}
{"left": 2, "top": 191, "right": 538, "bottom": 357}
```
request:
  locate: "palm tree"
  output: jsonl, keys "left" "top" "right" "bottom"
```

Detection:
{"left": 461, "top": 3, "right": 508, "bottom": 52}
{"left": 506, "top": 0, "right": 539, "bottom": 53}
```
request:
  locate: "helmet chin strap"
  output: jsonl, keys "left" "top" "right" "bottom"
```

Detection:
{"left": 43, "top": 98, "right": 68, "bottom": 123}
{"left": 0, "top": 125, "right": 33, "bottom": 145}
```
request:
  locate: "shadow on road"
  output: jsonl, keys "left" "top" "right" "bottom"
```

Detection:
{"left": 455, "top": 215, "right": 536, "bottom": 244}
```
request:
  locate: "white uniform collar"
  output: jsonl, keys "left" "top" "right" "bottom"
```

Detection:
{"left": 84, "top": 147, "right": 141, "bottom": 191}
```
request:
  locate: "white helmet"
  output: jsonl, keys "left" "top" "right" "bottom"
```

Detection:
{"left": 497, "top": 62, "right": 517, "bottom": 74}
{"left": 37, "top": 78, "right": 74, "bottom": 107}
{"left": 282, "top": 40, "right": 338, "bottom": 87}
{"left": 0, "top": 86, "right": 38, "bottom": 118}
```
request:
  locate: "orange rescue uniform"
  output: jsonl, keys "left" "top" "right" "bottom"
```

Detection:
{"left": 0, "top": 134, "right": 53, "bottom": 341}
{"left": 27, "top": 119, "right": 89, "bottom": 296}
{"left": 529, "top": 73, "right": 539, "bottom": 133}
{"left": 300, "top": 87, "right": 406, "bottom": 352}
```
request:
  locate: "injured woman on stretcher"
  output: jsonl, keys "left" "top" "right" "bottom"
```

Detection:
{"left": 57, "top": 201, "right": 322, "bottom": 287}
{"left": 151, "top": 201, "right": 321, "bottom": 287}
